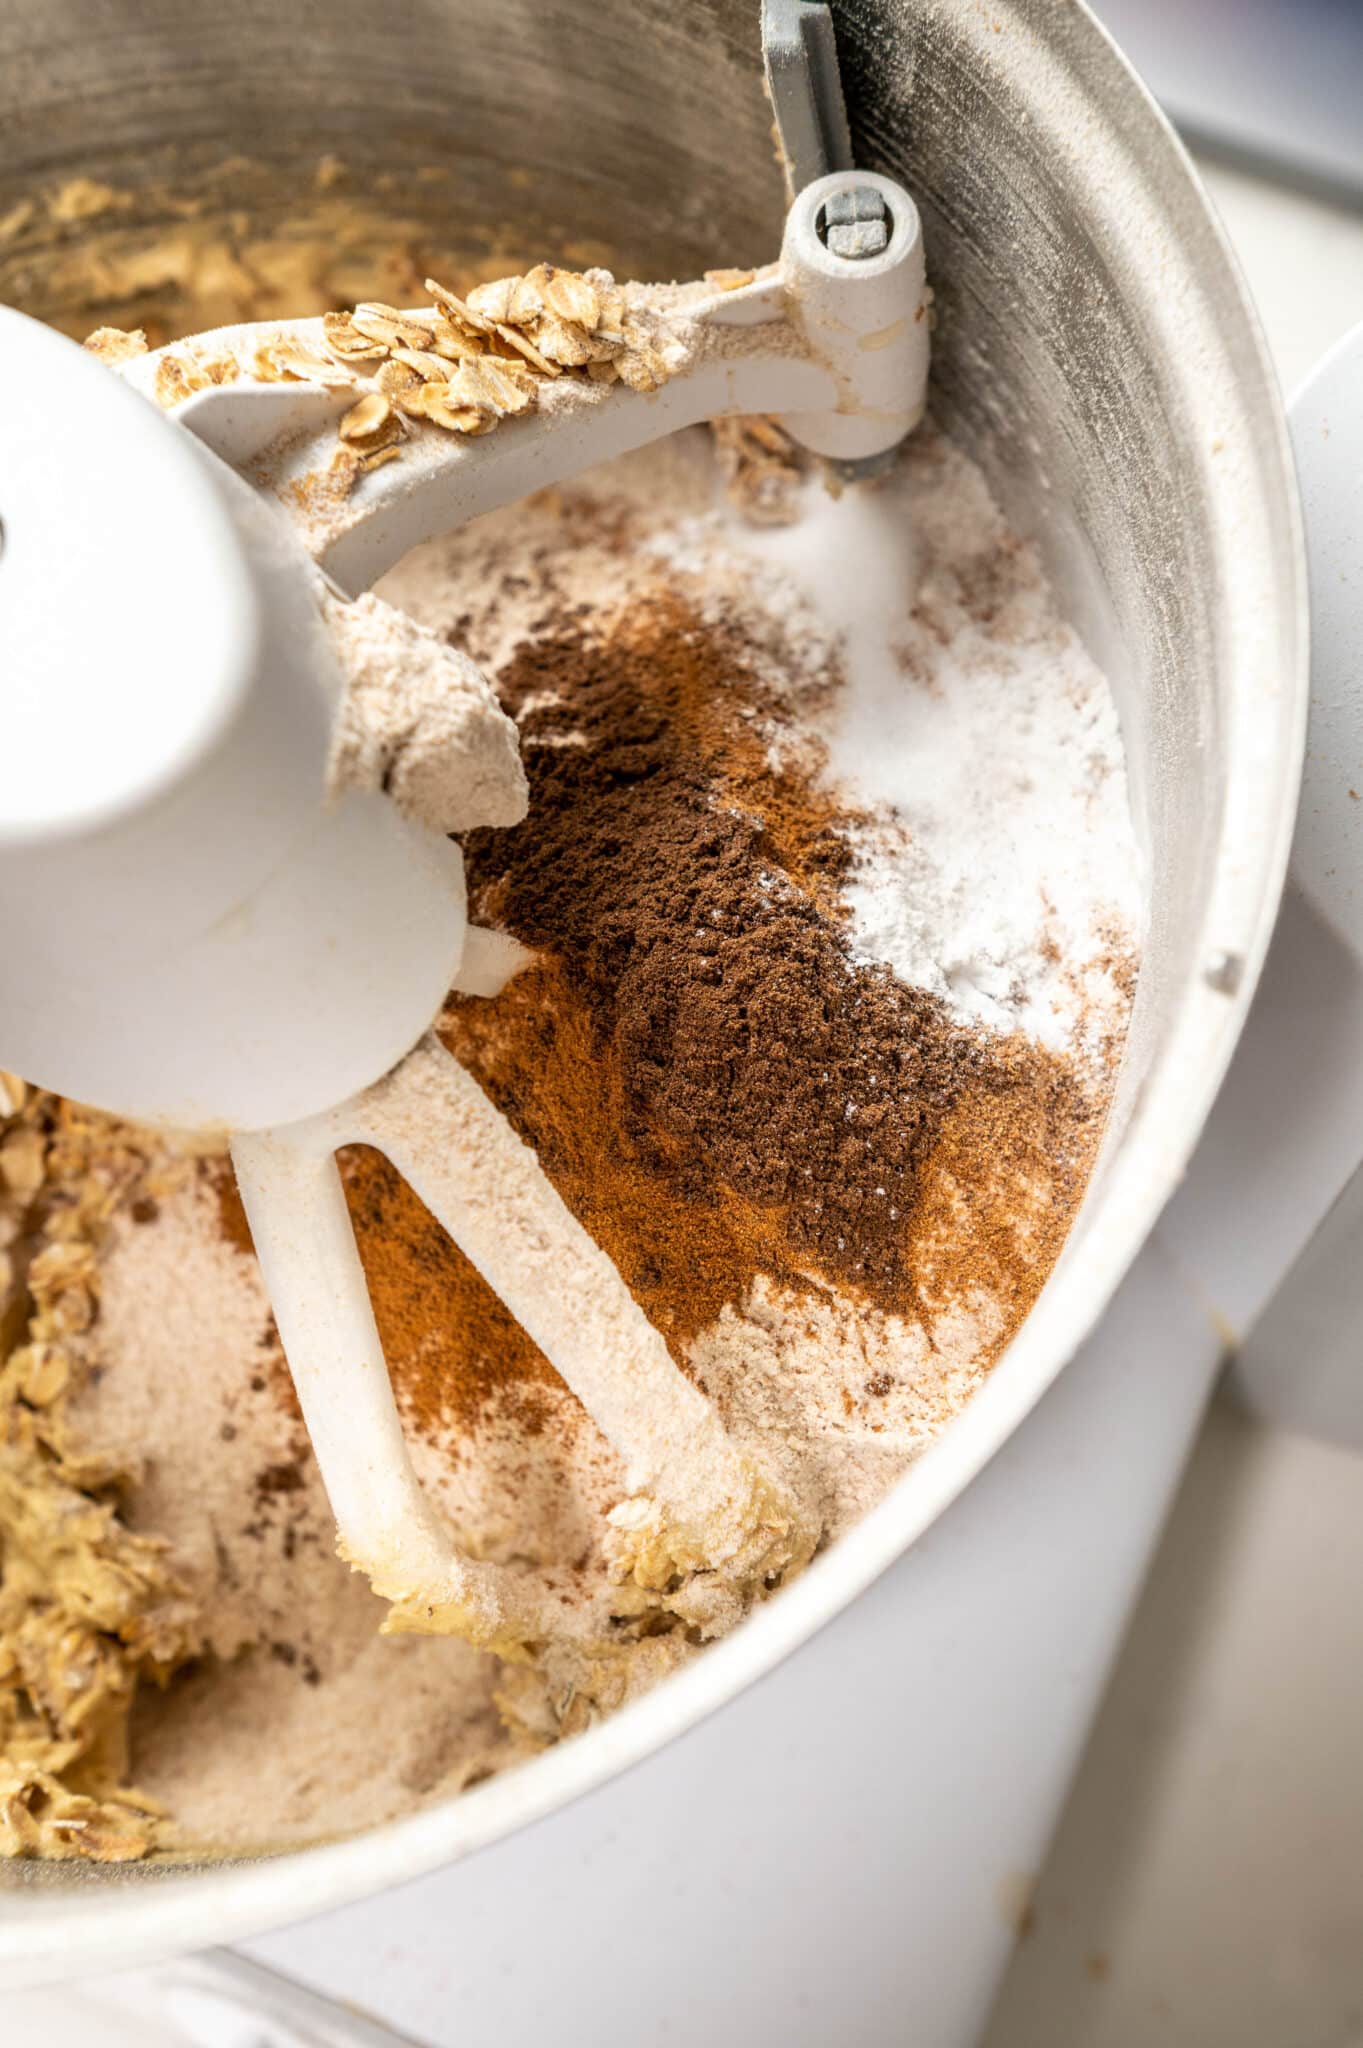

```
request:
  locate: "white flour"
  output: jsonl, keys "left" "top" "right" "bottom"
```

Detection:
{"left": 651, "top": 434, "right": 1143, "bottom": 1059}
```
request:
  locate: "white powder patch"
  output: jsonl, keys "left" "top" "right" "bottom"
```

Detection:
{"left": 647, "top": 434, "right": 1144, "bottom": 1058}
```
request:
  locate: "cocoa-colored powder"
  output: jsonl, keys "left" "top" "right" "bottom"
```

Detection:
{"left": 454, "top": 597, "right": 1015, "bottom": 1286}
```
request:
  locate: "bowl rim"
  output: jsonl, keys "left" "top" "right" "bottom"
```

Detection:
{"left": 0, "top": 0, "right": 1310, "bottom": 1982}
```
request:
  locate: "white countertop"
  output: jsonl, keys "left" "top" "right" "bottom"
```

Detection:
{"left": 983, "top": 160, "right": 1363, "bottom": 2048}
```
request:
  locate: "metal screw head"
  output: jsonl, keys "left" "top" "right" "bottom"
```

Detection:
{"left": 1204, "top": 949, "right": 1244, "bottom": 996}
{"left": 819, "top": 185, "right": 890, "bottom": 259}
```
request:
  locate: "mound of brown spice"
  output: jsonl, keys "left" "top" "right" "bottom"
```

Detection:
{"left": 341, "top": 589, "right": 1100, "bottom": 1452}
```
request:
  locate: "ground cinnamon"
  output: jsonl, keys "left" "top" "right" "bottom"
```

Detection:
{"left": 321, "top": 594, "right": 1102, "bottom": 1449}
{"left": 340, "top": 1143, "right": 560, "bottom": 1444}
{"left": 216, "top": 582, "right": 1101, "bottom": 1450}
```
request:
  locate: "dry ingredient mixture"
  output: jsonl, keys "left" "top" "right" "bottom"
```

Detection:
{"left": 0, "top": 249, "right": 1142, "bottom": 1862}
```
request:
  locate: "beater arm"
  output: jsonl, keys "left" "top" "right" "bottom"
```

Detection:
{"left": 231, "top": 1037, "right": 808, "bottom": 1650}
{"left": 119, "top": 168, "right": 929, "bottom": 592}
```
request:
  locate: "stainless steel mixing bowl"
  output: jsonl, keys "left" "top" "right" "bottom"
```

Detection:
{"left": 0, "top": 0, "right": 1306, "bottom": 1979}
